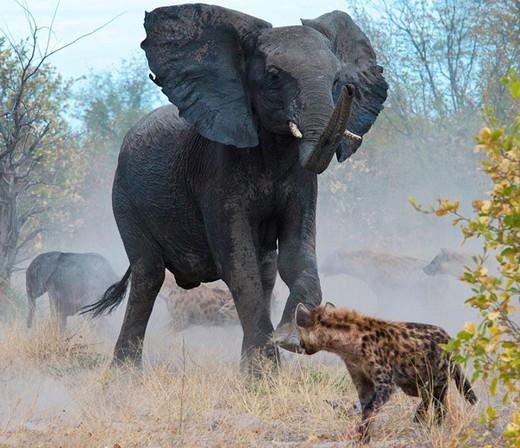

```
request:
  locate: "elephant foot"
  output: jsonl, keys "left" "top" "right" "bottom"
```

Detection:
{"left": 111, "top": 342, "right": 143, "bottom": 369}
{"left": 272, "top": 321, "right": 304, "bottom": 353}
{"left": 240, "top": 343, "right": 280, "bottom": 377}
{"left": 110, "top": 357, "right": 141, "bottom": 370}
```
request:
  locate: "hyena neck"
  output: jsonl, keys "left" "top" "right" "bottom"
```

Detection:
{"left": 320, "top": 327, "right": 362, "bottom": 360}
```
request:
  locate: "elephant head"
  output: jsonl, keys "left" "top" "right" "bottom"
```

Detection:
{"left": 141, "top": 4, "right": 387, "bottom": 174}
{"left": 25, "top": 252, "right": 62, "bottom": 327}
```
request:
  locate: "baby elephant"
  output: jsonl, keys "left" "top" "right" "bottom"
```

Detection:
{"left": 295, "top": 303, "right": 477, "bottom": 442}
{"left": 26, "top": 252, "right": 118, "bottom": 332}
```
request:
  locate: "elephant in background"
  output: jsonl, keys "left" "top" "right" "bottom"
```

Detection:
{"left": 84, "top": 4, "right": 387, "bottom": 370}
{"left": 26, "top": 252, "right": 118, "bottom": 332}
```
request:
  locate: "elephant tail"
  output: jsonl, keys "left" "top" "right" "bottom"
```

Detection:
{"left": 81, "top": 267, "right": 131, "bottom": 318}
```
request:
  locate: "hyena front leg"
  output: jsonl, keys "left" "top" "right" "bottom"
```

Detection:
{"left": 350, "top": 369, "right": 375, "bottom": 414}
{"left": 358, "top": 371, "right": 395, "bottom": 442}
{"left": 328, "top": 370, "right": 374, "bottom": 419}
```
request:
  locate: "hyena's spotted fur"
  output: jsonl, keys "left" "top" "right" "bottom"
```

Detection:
{"left": 160, "top": 274, "right": 238, "bottom": 330}
{"left": 295, "top": 303, "right": 477, "bottom": 441}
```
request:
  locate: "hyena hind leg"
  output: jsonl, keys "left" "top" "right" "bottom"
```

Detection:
{"left": 414, "top": 382, "right": 448, "bottom": 425}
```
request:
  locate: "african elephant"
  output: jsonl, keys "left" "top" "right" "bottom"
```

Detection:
{"left": 26, "top": 252, "right": 118, "bottom": 332}
{"left": 84, "top": 4, "right": 387, "bottom": 370}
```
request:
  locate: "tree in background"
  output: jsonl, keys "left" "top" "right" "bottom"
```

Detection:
{"left": 0, "top": 27, "right": 86, "bottom": 311}
{"left": 68, "top": 56, "right": 161, "bottom": 251}
{"left": 318, "top": 0, "right": 519, "bottom": 250}
{"left": 75, "top": 55, "right": 160, "bottom": 188}
{"left": 478, "top": 0, "right": 520, "bottom": 121}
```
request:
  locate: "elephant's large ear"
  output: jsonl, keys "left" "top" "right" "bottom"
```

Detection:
{"left": 141, "top": 4, "right": 272, "bottom": 148}
{"left": 27, "top": 252, "right": 62, "bottom": 298}
{"left": 301, "top": 11, "right": 388, "bottom": 162}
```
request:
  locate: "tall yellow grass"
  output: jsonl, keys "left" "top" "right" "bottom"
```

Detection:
{"left": 0, "top": 319, "right": 508, "bottom": 447}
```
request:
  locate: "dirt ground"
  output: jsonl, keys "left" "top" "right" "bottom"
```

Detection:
{"left": 0, "top": 307, "right": 509, "bottom": 448}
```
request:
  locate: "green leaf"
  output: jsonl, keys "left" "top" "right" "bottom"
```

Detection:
{"left": 489, "top": 377, "right": 498, "bottom": 396}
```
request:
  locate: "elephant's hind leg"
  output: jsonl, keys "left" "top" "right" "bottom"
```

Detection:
{"left": 113, "top": 256, "right": 165, "bottom": 366}
{"left": 111, "top": 186, "right": 165, "bottom": 367}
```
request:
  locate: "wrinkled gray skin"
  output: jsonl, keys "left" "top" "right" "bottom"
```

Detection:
{"left": 26, "top": 252, "right": 118, "bottom": 332}
{"left": 85, "top": 4, "right": 387, "bottom": 370}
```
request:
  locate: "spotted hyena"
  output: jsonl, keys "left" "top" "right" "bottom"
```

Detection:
{"left": 294, "top": 303, "right": 477, "bottom": 442}
{"left": 160, "top": 274, "right": 239, "bottom": 330}
{"left": 423, "top": 248, "right": 475, "bottom": 278}
{"left": 320, "top": 249, "right": 429, "bottom": 300}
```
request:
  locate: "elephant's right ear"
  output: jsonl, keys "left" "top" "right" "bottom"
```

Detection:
{"left": 302, "top": 11, "right": 388, "bottom": 162}
{"left": 141, "top": 4, "right": 272, "bottom": 148}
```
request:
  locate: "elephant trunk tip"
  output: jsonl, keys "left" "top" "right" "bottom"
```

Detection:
{"left": 272, "top": 321, "right": 304, "bottom": 353}
{"left": 299, "top": 84, "right": 356, "bottom": 174}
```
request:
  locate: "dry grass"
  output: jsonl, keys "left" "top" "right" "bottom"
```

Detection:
{"left": 0, "top": 319, "right": 510, "bottom": 448}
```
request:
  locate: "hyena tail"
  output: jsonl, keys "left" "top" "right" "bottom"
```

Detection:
{"left": 453, "top": 365, "right": 477, "bottom": 404}
{"left": 80, "top": 266, "right": 131, "bottom": 318}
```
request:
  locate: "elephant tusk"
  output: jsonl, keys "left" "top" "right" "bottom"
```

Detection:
{"left": 289, "top": 121, "right": 303, "bottom": 139}
{"left": 344, "top": 129, "right": 362, "bottom": 142}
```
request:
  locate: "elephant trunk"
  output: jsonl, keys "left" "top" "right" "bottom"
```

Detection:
{"left": 298, "top": 85, "right": 355, "bottom": 174}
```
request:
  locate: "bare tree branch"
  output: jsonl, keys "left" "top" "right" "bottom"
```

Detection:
{"left": 0, "top": 2, "right": 114, "bottom": 287}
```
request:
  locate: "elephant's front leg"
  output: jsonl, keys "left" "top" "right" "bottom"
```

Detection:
{"left": 274, "top": 205, "right": 322, "bottom": 351}
{"left": 211, "top": 216, "right": 278, "bottom": 372}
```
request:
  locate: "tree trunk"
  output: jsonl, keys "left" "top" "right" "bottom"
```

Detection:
{"left": 0, "top": 272, "right": 11, "bottom": 319}
{"left": 0, "top": 181, "right": 18, "bottom": 318}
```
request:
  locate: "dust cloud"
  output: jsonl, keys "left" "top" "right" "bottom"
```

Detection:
{"left": 0, "top": 111, "right": 490, "bottom": 447}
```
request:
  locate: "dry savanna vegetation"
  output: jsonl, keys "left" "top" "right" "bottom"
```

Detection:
{"left": 0, "top": 315, "right": 507, "bottom": 448}
{"left": 0, "top": 0, "right": 519, "bottom": 447}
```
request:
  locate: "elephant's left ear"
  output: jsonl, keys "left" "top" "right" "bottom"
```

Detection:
{"left": 141, "top": 5, "right": 272, "bottom": 148}
{"left": 302, "top": 11, "right": 388, "bottom": 162}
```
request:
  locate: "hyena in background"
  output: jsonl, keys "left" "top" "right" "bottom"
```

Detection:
{"left": 294, "top": 303, "right": 477, "bottom": 442}
{"left": 423, "top": 248, "right": 475, "bottom": 278}
{"left": 320, "top": 249, "right": 436, "bottom": 311}
{"left": 160, "top": 274, "right": 238, "bottom": 330}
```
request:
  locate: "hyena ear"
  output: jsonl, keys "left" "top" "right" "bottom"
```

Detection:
{"left": 325, "top": 302, "right": 336, "bottom": 309}
{"left": 295, "top": 303, "right": 313, "bottom": 328}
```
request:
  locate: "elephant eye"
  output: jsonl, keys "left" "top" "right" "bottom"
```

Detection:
{"left": 333, "top": 73, "right": 342, "bottom": 89}
{"left": 265, "top": 66, "right": 281, "bottom": 85}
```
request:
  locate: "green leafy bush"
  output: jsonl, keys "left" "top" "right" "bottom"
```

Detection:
{"left": 410, "top": 70, "right": 520, "bottom": 446}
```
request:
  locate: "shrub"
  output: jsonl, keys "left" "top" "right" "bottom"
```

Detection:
{"left": 410, "top": 70, "right": 520, "bottom": 446}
